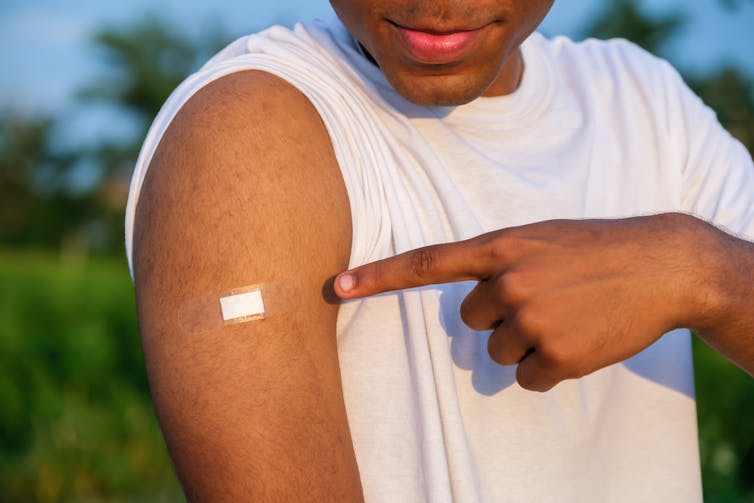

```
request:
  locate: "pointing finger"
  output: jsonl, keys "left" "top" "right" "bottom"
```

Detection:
{"left": 335, "top": 236, "right": 501, "bottom": 299}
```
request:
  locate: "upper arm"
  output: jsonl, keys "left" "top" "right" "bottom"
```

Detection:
{"left": 132, "top": 70, "right": 361, "bottom": 501}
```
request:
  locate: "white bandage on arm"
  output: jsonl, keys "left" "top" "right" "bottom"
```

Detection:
{"left": 178, "top": 282, "right": 292, "bottom": 334}
{"left": 220, "top": 289, "right": 266, "bottom": 322}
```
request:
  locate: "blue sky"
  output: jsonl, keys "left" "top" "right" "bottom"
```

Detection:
{"left": 1, "top": 0, "right": 752, "bottom": 117}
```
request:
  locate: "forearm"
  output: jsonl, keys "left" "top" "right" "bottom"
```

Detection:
{"left": 685, "top": 215, "right": 754, "bottom": 376}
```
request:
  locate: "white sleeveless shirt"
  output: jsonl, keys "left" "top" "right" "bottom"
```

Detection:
{"left": 125, "top": 18, "right": 754, "bottom": 502}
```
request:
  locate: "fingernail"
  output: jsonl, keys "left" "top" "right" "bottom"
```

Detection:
{"left": 338, "top": 273, "right": 356, "bottom": 292}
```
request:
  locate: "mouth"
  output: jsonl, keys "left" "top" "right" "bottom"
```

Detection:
{"left": 389, "top": 20, "right": 492, "bottom": 66}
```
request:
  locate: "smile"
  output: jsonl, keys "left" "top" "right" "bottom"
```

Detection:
{"left": 390, "top": 21, "right": 490, "bottom": 65}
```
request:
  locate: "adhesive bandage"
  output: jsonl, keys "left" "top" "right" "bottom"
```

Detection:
{"left": 220, "top": 289, "right": 265, "bottom": 322}
{"left": 178, "top": 282, "right": 291, "bottom": 334}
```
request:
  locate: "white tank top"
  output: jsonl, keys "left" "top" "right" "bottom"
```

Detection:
{"left": 125, "top": 17, "right": 754, "bottom": 502}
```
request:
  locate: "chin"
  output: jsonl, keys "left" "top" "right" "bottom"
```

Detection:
{"left": 404, "top": 92, "right": 478, "bottom": 107}
{"left": 387, "top": 72, "right": 493, "bottom": 107}
{"left": 385, "top": 61, "right": 499, "bottom": 107}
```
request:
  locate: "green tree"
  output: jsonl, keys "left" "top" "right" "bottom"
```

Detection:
{"left": 689, "top": 67, "right": 754, "bottom": 158}
{"left": 0, "top": 16, "right": 231, "bottom": 255}
{"left": 0, "top": 112, "right": 92, "bottom": 251}
{"left": 583, "top": 0, "right": 686, "bottom": 55}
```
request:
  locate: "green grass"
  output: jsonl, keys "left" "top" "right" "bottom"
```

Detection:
{"left": 694, "top": 337, "right": 754, "bottom": 502}
{"left": 0, "top": 249, "right": 183, "bottom": 502}
{"left": 0, "top": 248, "right": 752, "bottom": 501}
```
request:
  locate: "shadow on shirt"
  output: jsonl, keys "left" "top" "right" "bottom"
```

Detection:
{"left": 438, "top": 283, "right": 695, "bottom": 399}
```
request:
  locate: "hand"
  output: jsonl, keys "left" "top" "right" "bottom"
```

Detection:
{"left": 335, "top": 213, "right": 717, "bottom": 391}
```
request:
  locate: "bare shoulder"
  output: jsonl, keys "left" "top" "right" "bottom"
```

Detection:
{"left": 132, "top": 71, "right": 360, "bottom": 501}
{"left": 134, "top": 70, "right": 351, "bottom": 292}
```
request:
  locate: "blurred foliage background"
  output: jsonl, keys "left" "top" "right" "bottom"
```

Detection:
{"left": 1, "top": 0, "right": 753, "bottom": 501}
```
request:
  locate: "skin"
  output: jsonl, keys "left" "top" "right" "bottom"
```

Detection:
{"left": 133, "top": 0, "right": 753, "bottom": 500}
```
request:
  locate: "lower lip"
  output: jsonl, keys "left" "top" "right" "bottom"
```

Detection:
{"left": 394, "top": 25, "right": 485, "bottom": 65}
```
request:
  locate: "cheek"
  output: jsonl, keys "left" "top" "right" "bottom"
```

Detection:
{"left": 329, "top": 0, "right": 372, "bottom": 38}
{"left": 515, "top": 0, "right": 555, "bottom": 34}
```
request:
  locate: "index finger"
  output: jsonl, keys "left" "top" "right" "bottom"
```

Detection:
{"left": 334, "top": 236, "right": 498, "bottom": 299}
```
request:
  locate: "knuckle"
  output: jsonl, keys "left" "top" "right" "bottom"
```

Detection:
{"left": 409, "top": 247, "right": 438, "bottom": 279}
{"left": 486, "top": 240, "right": 508, "bottom": 264}
{"left": 515, "top": 364, "right": 554, "bottom": 393}
{"left": 483, "top": 228, "right": 535, "bottom": 271}
{"left": 487, "top": 330, "right": 501, "bottom": 357}
{"left": 516, "top": 375, "right": 539, "bottom": 392}
{"left": 458, "top": 298, "right": 473, "bottom": 326}
{"left": 460, "top": 287, "right": 499, "bottom": 331}
{"left": 459, "top": 298, "right": 472, "bottom": 326}
{"left": 487, "top": 332, "right": 517, "bottom": 366}
{"left": 458, "top": 297, "right": 482, "bottom": 330}
{"left": 488, "top": 346, "right": 507, "bottom": 366}
{"left": 486, "top": 332, "right": 500, "bottom": 361}
{"left": 484, "top": 232, "right": 514, "bottom": 264}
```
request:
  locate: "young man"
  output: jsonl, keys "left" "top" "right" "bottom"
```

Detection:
{"left": 126, "top": 1, "right": 754, "bottom": 500}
